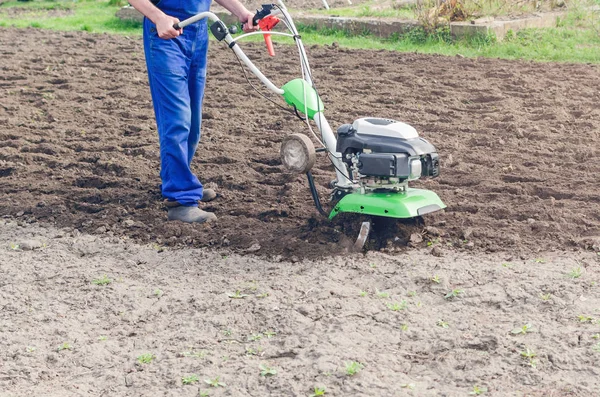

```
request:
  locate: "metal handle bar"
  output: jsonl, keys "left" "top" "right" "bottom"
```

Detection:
{"left": 174, "top": 11, "right": 284, "bottom": 95}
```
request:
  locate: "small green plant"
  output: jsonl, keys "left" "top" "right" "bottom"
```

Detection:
{"left": 26, "top": 346, "right": 36, "bottom": 353}
{"left": 578, "top": 315, "right": 595, "bottom": 323}
{"left": 151, "top": 243, "right": 166, "bottom": 252}
{"left": 256, "top": 292, "right": 269, "bottom": 298}
{"left": 310, "top": 386, "right": 326, "bottom": 396}
{"left": 246, "top": 346, "right": 263, "bottom": 356}
{"left": 344, "top": 361, "right": 364, "bottom": 376}
{"left": 259, "top": 364, "right": 277, "bottom": 376}
{"left": 427, "top": 238, "right": 439, "bottom": 247}
{"left": 376, "top": 289, "right": 390, "bottom": 298}
{"left": 400, "top": 383, "right": 415, "bottom": 389}
{"left": 204, "top": 376, "right": 226, "bottom": 387}
{"left": 199, "top": 391, "right": 210, "bottom": 397}
{"left": 223, "top": 329, "right": 233, "bottom": 336}
{"left": 400, "top": 324, "right": 409, "bottom": 331}
{"left": 248, "top": 333, "right": 263, "bottom": 342}
{"left": 227, "top": 290, "right": 249, "bottom": 299}
{"left": 539, "top": 293, "right": 551, "bottom": 301}
{"left": 369, "top": 263, "right": 377, "bottom": 268}
{"left": 520, "top": 347, "right": 537, "bottom": 368}
{"left": 437, "top": 319, "right": 449, "bottom": 328}
{"left": 98, "top": 335, "right": 108, "bottom": 341}
{"left": 182, "top": 374, "right": 200, "bottom": 385}
{"left": 181, "top": 350, "right": 207, "bottom": 359}
{"left": 244, "top": 280, "right": 259, "bottom": 291}
{"left": 568, "top": 267, "right": 583, "bottom": 279}
{"left": 359, "top": 290, "right": 368, "bottom": 297}
{"left": 534, "top": 258, "right": 546, "bottom": 264}
{"left": 57, "top": 342, "right": 72, "bottom": 351}
{"left": 444, "top": 289, "right": 464, "bottom": 299}
{"left": 431, "top": 275, "right": 441, "bottom": 283}
{"left": 502, "top": 263, "right": 513, "bottom": 268}
{"left": 407, "top": 291, "right": 417, "bottom": 297}
{"left": 511, "top": 324, "right": 533, "bottom": 335}
{"left": 263, "top": 330, "right": 277, "bottom": 338}
{"left": 592, "top": 334, "right": 600, "bottom": 340}
{"left": 470, "top": 385, "right": 488, "bottom": 395}
{"left": 9, "top": 243, "right": 20, "bottom": 250}
{"left": 387, "top": 301, "right": 408, "bottom": 311}
{"left": 92, "top": 275, "right": 111, "bottom": 286}
{"left": 137, "top": 353, "right": 155, "bottom": 364}
{"left": 154, "top": 288, "right": 163, "bottom": 297}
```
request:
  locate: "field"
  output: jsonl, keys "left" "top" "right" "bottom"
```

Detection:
{"left": 0, "top": 8, "right": 600, "bottom": 397}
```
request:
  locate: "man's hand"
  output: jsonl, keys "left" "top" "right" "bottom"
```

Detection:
{"left": 129, "top": 0, "right": 181, "bottom": 39}
{"left": 156, "top": 14, "right": 182, "bottom": 39}
{"left": 240, "top": 11, "right": 259, "bottom": 33}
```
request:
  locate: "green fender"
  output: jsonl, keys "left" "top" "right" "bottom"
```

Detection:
{"left": 329, "top": 188, "right": 446, "bottom": 219}
{"left": 281, "top": 79, "right": 323, "bottom": 120}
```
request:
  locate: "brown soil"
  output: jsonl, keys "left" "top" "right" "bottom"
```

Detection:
{"left": 1, "top": 28, "right": 599, "bottom": 259}
{"left": 2, "top": 25, "right": 600, "bottom": 397}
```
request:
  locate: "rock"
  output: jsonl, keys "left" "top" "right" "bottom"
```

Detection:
{"left": 246, "top": 243, "right": 261, "bottom": 253}
{"left": 409, "top": 233, "right": 423, "bottom": 245}
{"left": 202, "top": 110, "right": 218, "bottom": 120}
{"left": 20, "top": 239, "right": 44, "bottom": 251}
{"left": 431, "top": 246, "right": 443, "bottom": 257}
{"left": 95, "top": 226, "right": 107, "bottom": 233}
{"left": 425, "top": 226, "right": 443, "bottom": 236}
{"left": 461, "top": 228, "right": 473, "bottom": 240}
{"left": 123, "top": 219, "right": 135, "bottom": 227}
{"left": 531, "top": 221, "right": 550, "bottom": 232}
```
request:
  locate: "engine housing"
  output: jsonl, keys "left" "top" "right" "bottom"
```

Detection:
{"left": 336, "top": 118, "right": 440, "bottom": 181}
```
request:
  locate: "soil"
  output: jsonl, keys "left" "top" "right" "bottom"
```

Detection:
{"left": 2, "top": 220, "right": 600, "bottom": 397}
{"left": 1, "top": 25, "right": 600, "bottom": 397}
{"left": 1, "top": 28, "right": 599, "bottom": 259}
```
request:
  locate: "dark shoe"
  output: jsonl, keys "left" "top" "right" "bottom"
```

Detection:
{"left": 167, "top": 206, "right": 217, "bottom": 223}
{"left": 200, "top": 188, "right": 217, "bottom": 202}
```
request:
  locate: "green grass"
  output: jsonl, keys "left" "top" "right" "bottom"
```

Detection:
{"left": 0, "top": 0, "right": 141, "bottom": 34}
{"left": 295, "top": 19, "right": 600, "bottom": 63}
{"left": 0, "top": 0, "right": 599, "bottom": 63}
{"left": 299, "top": 2, "right": 415, "bottom": 19}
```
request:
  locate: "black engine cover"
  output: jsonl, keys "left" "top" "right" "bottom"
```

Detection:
{"left": 336, "top": 123, "right": 440, "bottom": 179}
{"left": 336, "top": 123, "right": 438, "bottom": 156}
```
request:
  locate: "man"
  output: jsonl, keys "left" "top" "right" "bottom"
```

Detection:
{"left": 129, "top": 0, "right": 257, "bottom": 223}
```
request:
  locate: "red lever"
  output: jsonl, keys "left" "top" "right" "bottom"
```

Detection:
{"left": 258, "top": 16, "right": 279, "bottom": 57}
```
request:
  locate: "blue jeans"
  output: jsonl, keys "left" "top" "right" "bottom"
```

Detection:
{"left": 143, "top": 0, "right": 211, "bottom": 206}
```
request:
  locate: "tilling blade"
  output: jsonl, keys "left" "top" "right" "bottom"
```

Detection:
{"left": 352, "top": 221, "right": 371, "bottom": 252}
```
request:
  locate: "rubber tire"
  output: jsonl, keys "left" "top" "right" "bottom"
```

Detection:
{"left": 280, "top": 133, "right": 316, "bottom": 174}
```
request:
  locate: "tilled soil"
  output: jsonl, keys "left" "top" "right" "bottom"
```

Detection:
{"left": 0, "top": 28, "right": 599, "bottom": 259}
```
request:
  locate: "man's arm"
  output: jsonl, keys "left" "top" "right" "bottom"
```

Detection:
{"left": 214, "top": 0, "right": 257, "bottom": 32}
{"left": 128, "top": 0, "right": 182, "bottom": 39}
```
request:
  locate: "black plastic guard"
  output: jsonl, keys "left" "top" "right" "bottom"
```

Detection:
{"left": 210, "top": 21, "right": 229, "bottom": 41}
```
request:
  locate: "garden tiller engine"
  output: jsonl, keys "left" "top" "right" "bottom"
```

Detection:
{"left": 175, "top": 2, "right": 446, "bottom": 249}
